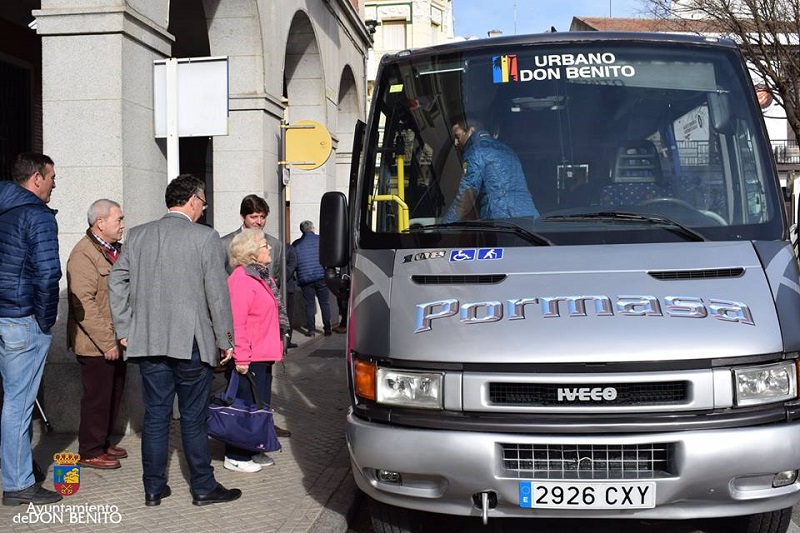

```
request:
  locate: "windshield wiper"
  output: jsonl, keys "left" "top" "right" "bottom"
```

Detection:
{"left": 408, "top": 220, "right": 553, "bottom": 246}
{"left": 545, "top": 211, "right": 707, "bottom": 242}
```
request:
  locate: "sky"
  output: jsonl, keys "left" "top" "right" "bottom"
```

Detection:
{"left": 453, "top": 0, "right": 648, "bottom": 38}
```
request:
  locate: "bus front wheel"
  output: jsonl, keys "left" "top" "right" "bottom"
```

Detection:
{"left": 368, "top": 498, "right": 421, "bottom": 533}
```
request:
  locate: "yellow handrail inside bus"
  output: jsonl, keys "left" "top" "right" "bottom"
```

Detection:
{"left": 368, "top": 153, "right": 409, "bottom": 232}
{"left": 370, "top": 194, "right": 409, "bottom": 232}
{"left": 396, "top": 154, "right": 405, "bottom": 200}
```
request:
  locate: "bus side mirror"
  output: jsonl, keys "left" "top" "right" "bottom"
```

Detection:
{"left": 319, "top": 191, "right": 349, "bottom": 269}
{"left": 708, "top": 93, "right": 733, "bottom": 134}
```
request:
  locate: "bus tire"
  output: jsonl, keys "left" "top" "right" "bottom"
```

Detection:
{"left": 733, "top": 507, "right": 792, "bottom": 533}
{"left": 368, "top": 498, "right": 421, "bottom": 533}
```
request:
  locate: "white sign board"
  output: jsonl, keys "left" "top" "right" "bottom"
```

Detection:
{"left": 153, "top": 57, "right": 229, "bottom": 137}
{"left": 674, "top": 105, "right": 710, "bottom": 142}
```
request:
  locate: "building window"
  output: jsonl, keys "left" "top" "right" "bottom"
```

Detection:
{"left": 382, "top": 20, "right": 407, "bottom": 51}
{"left": 0, "top": 60, "right": 32, "bottom": 180}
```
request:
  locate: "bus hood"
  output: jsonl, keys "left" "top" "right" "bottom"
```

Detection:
{"left": 351, "top": 242, "right": 800, "bottom": 364}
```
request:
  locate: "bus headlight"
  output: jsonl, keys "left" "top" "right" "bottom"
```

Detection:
{"left": 733, "top": 362, "right": 797, "bottom": 406}
{"left": 376, "top": 369, "right": 443, "bottom": 409}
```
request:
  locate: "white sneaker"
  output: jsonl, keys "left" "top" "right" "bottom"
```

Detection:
{"left": 223, "top": 457, "right": 262, "bottom": 473}
{"left": 251, "top": 453, "right": 275, "bottom": 466}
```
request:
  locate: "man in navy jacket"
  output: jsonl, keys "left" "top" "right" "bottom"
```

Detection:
{"left": 0, "top": 153, "right": 63, "bottom": 506}
{"left": 291, "top": 221, "right": 331, "bottom": 336}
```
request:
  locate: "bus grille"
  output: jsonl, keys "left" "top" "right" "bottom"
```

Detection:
{"left": 500, "top": 443, "right": 675, "bottom": 479}
{"left": 489, "top": 382, "right": 688, "bottom": 406}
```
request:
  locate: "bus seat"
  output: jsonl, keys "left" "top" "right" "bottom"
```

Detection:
{"left": 599, "top": 140, "right": 666, "bottom": 206}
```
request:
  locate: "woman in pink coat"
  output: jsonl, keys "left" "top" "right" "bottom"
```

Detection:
{"left": 224, "top": 228, "right": 284, "bottom": 473}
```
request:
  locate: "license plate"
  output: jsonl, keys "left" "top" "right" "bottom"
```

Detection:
{"left": 519, "top": 480, "right": 656, "bottom": 509}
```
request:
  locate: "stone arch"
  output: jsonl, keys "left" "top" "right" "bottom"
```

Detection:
{"left": 284, "top": 10, "right": 327, "bottom": 242}
{"left": 284, "top": 11, "right": 325, "bottom": 124}
{"left": 336, "top": 65, "right": 360, "bottom": 195}
{"left": 193, "top": 0, "right": 269, "bottom": 234}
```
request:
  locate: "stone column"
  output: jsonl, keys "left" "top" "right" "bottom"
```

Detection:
{"left": 213, "top": 97, "right": 284, "bottom": 238}
{"left": 205, "top": 1, "right": 282, "bottom": 238}
{"left": 34, "top": 2, "right": 172, "bottom": 434}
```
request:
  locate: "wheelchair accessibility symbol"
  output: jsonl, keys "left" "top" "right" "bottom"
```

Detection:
{"left": 449, "top": 249, "right": 476, "bottom": 262}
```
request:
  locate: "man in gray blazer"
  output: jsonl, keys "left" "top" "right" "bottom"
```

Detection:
{"left": 109, "top": 174, "right": 241, "bottom": 507}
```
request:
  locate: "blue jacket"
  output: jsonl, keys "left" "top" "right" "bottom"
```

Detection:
{"left": 443, "top": 129, "right": 539, "bottom": 223}
{"left": 0, "top": 181, "right": 61, "bottom": 332}
{"left": 291, "top": 232, "right": 324, "bottom": 286}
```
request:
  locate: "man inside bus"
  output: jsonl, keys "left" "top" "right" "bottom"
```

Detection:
{"left": 441, "top": 115, "right": 540, "bottom": 223}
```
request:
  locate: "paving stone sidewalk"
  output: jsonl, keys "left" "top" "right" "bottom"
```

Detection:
{"left": 0, "top": 332, "right": 355, "bottom": 533}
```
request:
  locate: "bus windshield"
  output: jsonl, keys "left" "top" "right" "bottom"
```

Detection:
{"left": 360, "top": 38, "right": 783, "bottom": 247}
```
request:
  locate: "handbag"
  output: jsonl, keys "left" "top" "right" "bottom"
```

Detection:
{"left": 207, "top": 371, "right": 281, "bottom": 453}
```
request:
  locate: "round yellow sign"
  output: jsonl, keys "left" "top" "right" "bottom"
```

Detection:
{"left": 285, "top": 120, "right": 332, "bottom": 170}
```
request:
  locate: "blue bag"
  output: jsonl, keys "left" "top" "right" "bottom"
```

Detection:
{"left": 207, "top": 371, "right": 281, "bottom": 453}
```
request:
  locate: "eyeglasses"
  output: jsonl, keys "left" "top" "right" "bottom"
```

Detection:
{"left": 195, "top": 194, "right": 208, "bottom": 211}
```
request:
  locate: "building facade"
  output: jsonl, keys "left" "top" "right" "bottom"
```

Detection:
{"left": 364, "top": 0, "right": 453, "bottom": 98}
{"left": 0, "top": 0, "right": 370, "bottom": 432}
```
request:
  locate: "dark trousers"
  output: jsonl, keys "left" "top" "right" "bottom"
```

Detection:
{"left": 286, "top": 291, "right": 296, "bottom": 339}
{"left": 76, "top": 355, "right": 126, "bottom": 459}
{"left": 336, "top": 292, "right": 348, "bottom": 327}
{"left": 137, "top": 343, "right": 216, "bottom": 496}
{"left": 301, "top": 280, "right": 331, "bottom": 333}
{"left": 224, "top": 362, "right": 273, "bottom": 460}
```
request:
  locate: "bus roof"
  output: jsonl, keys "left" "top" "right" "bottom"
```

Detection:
{"left": 380, "top": 31, "right": 738, "bottom": 65}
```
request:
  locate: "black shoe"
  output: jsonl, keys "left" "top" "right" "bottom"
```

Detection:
{"left": 32, "top": 460, "right": 45, "bottom": 484}
{"left": 287, "top": 342, "right": 298, "bottom": 349}
{"left": 191, "top": 484, "right": 242, "bottom": 506}
{"left": 275, "top": 425, "right": 292, "bottom": 438}
{"left": 3, "top": 484, "right": 63, "bottom": 506}
{"left": 304, "top": 329, "right": 316, "bottom": 337}
{"left": 145, "top": 484, "right": 171, "bottom": 507}
{"left": 324, "top": 329, "right": 332, "bottom": 336}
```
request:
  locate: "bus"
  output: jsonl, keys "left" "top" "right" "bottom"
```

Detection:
{"left": 320, "top": 32, "right": 800, "bottom": 533}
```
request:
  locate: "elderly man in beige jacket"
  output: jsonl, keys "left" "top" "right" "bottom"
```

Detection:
{"left": 66, "top": 199, "right": 127, "bottom": 470}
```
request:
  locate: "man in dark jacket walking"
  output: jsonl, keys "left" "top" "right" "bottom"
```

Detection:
{"left": 0, "top": 153, "right": 63, "bottom": 506}
{"left": 291, "top": 221, "right": 331, "bottom": 336}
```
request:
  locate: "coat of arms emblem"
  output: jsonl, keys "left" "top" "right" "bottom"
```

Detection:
{"left": 53, "top": 450, "right": 80, "bottom": 496}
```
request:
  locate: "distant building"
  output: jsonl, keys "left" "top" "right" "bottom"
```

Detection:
{"left": 570, "top": 16, "right": 716, "bottom": 33}
{"left": 364, "top": 1, "right": 454, "bottom": 98}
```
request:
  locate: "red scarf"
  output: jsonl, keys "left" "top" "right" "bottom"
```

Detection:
{"left": 89, "top": 230, "right": 121, "bottom": 264}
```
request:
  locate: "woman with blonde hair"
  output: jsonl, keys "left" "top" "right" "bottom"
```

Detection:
{"left": 224, "top": 228, "right": 288, "bottom": 472}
